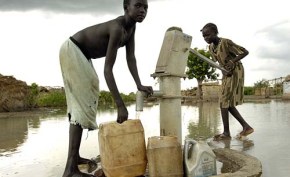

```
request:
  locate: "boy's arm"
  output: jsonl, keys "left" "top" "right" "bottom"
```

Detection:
{"left": 125, "top": 28, "right": 141, "bottom": 89}
{"left": 104, "top": 25, "right": 128, "bottom": 123}
{"left": 126, "top": 28, "right": 153, "bottom": 95}
{"left": 228, "top": 39, "right": 249, "bottom": 63}
{"left": 224, "top": 39, "right": 249, "bottom": 72}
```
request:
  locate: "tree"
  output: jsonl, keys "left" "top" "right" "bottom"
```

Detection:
{"left": 253, "top": 79, "right": 270, "bottom": 97}
{"left": 254, "top": 79, "right": 270, "bottom": 88}
{"left": 27, "top": 83, "right": 39, "bottom": 107}
{"left": 186, "top": 48, "right": 219, "bottom": 99}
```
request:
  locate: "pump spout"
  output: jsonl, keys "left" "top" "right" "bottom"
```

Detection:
{"left": 136, "top": 90, "right": 163, "bottom": 111}
{"left": 136, "top": 91, "right": 146, "bottom": 112}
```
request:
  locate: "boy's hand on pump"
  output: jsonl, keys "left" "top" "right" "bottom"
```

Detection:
{"left": 138, "top": 85, "right": 153, "bottom": 97}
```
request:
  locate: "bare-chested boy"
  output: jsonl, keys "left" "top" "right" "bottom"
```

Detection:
{"left": 59, "top": 0, "right": 153, "bottom": 176}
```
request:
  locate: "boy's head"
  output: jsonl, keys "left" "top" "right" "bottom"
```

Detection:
{"left": 201, "top": 23, "right": 219, "bottom": 44}
{"left": 200, "top": 23, "right": 219, "bottom": 35}
{"left": 123, "top": 0, "right": 148, "bottom": 23}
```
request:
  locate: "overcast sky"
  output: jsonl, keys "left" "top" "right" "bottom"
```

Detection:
{"left": 1, "top": 0, "right": 289, "bottom": 93}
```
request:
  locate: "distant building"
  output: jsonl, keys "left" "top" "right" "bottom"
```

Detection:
{"left": 254, "top": 87, "right": 274, "bottom": 98}
{"left": 202, "top": 81, "right": 220, "bottom": 101}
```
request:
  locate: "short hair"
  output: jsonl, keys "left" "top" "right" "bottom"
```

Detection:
{"left": 123, "top": 0, "right": 130, "bottom": 10}
{"left": 201, "top": 23, "right": 218, "bottom": 34}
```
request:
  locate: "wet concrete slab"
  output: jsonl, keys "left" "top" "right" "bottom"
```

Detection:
{"left": 212, "top": 148, "right": 262, "bottom": 177}
{"left": 208, "top": 137, "right": 262, "bottom": 177}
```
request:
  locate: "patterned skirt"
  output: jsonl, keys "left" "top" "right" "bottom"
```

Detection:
{"left": 219, "top": 62, "right": 244, "bottom": 108}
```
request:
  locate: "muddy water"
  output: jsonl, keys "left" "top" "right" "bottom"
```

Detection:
{"left": 0, "top": 100, "right": 290, "bottom": 177}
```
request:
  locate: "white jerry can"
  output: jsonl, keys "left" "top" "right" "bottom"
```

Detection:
{"left": 184, "top": 139, "right": 217, "bottom": 177}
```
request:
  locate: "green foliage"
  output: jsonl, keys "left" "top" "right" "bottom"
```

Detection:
{"left": 120, "top": 92, "right": 136, "bottom": 103}
{"left": 186, "top": 48, "right": 219, "bottom": 81}
{"left": 254, "top": 79, "right": 270, "bottom": 88}
{"left": 30, "top": 83, "right": 39, "bottom": 95}
{"left": 37, "top": 90, "right": 66, "bottom": 107}
{"left": 97, "top": 91, "right": 136, "bottom": 107}
{"left": 244, "top": 86, "right": 254, "bottom": 95}
{"left": 186, "top": 48, "right": 220, "bottom": 99}
{"left": 99, "top": 91, "right": 114, "bottom": 106}
{"left": 33, "top": 88, "right": 136, "bottom": 108}
{"left": 27, "top": 83, "right": 40, "bottom": 107}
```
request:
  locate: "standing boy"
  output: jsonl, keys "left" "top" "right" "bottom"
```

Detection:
{"left": 200, "top": 23, "right": 254, "bottom": 140}
{"left": 59, "top": 0, "right": 153, "bottom": 176}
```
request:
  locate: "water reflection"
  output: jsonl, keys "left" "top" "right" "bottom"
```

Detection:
{"left": 185, "top": 102, "right": 220, "bottom": 140}
{"left": 0, "top": 100, "right": 290, "bottom": 177}
{"left": 0, "top": 108, "right": 66, "bottom": 156}
{"left": 0, "top": 117, "right": 28, "bottom": 155}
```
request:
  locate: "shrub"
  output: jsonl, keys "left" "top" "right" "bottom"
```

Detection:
{"left": 244, "top": 86, "right": 254, "bottom": 95}
{"left": 37, "top": 90, "right": 66, "bottom": 107}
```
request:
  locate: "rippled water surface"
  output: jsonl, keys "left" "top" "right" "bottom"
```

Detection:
{"left": 1, "top": 100, "right": 290, "bottom": 177}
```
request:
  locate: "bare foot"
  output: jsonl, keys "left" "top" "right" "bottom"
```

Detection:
{"left": 63, "top": 171, "right": 95, "bottom": 177}
{"left": 94, "top": 169, "right": 106, "bottom": 177}
{"left": 78, "top": 157, "right": 98, "bottom": 173}
{"left": 240, "top": 127, "right": 254, "bottom": 136}
{"left": 213, "top": 133, "right": 231, "bottom": 141}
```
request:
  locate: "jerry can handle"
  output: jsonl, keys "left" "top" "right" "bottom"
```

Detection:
{"left": 184, "top": 139, "right": 196, "bottom": 160}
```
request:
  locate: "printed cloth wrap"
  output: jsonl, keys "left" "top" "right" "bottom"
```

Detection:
{"left": 209, "top": 38, "right": 245, "bottom": 108}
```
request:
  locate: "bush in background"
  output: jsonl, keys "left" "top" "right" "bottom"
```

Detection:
{"left": 244, "top": 86, "right": 254, "bottom": 95}
{"left": 36, "top": 89, "right": 66, "bottom": 107}
{"left": 33, "top": 86, "right": 136, "bottom": 108}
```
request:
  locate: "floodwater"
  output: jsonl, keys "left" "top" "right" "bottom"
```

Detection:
{"left": 1, "top": 100, "right": 290, "bottom": 177}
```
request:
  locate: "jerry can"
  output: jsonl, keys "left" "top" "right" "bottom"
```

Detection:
{"left": 147, "top": 136, "right": 183, "bottom": 177}
{"left": 184, "top": 139, "right": 217, "bottom": 177}
{"left": 98, "top": 119, "right": 147, "bottom": 177}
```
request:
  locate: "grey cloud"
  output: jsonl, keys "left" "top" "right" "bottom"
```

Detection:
{"left": 0, "top": 0, "right": 123, "bottom": 14}
{"left": 0, "top": 0, "right": 165, "bottom": 14}
{"left": 255, "top": 20, "right": 290, "bottom": 61}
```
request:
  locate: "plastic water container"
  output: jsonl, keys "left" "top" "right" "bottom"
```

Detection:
{"left": 98, "top": 119, "right": 147, "bottom": 177}
{"left": 147, "top": 136, "right": 183, "bottom": 177}
{"left": 184, "top": 139, "right": 217, "bottom": 177}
